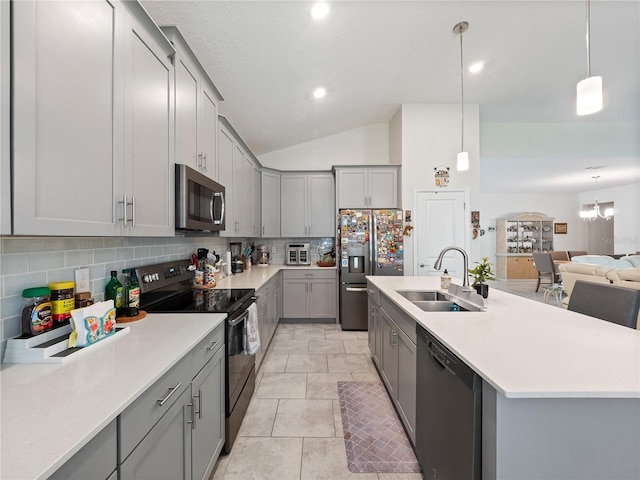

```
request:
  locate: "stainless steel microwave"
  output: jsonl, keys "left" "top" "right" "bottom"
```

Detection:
{"left": 175, "top": 164, "right": 226, "bottom": 231}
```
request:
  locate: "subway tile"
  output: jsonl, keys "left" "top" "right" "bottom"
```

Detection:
{"left": 3, "top": 238, "right": 46, "bottom": 253}
{"left": 1, "top": 294, "right": 23, "bottom": 320}
{"left": 116, "top": 248, "right": 135, "bottom": 261}
{"left": 89, "top": 264, "right": 106, "bottom": 280}
{"left": 3, "top": 272, "right": 47, "bottom": 297}
{"left": 64, "top": 250, "right": 93, "bottom": 267}
{"left": 28, "top": 251, "right": 65, "bottom": 272}
{"left": 134, "top": 247, "right": 150, "bottom": 259}
{"left": 93, "top": 248, "right": 116, "bottom": 264}
{"left": 103, "top": 238, "right": 126, "bottom": 248}
{"left": 78, "top": 238, "right": 105, "bottom": 249}
{"left": 46, "top": 268, "right": 76, "bottom": 284}
{"left": 124, "top": 237, "right": 142, "bottom": 247}
{"left": 103, "top": 262, "right": 126, "bottom": 275}
{"left": 148, "top": 246, "right": 164, "bottom": 257}
{"left": 45, "top": 238, "right": 79, "bottom": 251}
{"left": 1, "top": 254, "right": 28, "bottom": 275}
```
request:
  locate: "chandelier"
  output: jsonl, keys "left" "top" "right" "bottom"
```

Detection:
{"left": 579, "top": 176, "right": 613, "bottom": 221}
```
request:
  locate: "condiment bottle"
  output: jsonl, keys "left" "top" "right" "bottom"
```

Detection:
{"left": 440, "top": 269, "right": 451, "bottom": 290}
{"left": 21, "top": 287, "right": 52, "bottom": 336}
{"left": 49, "top": 281, "right": 75, "bottom": 326}
{"left": 124, "top": 269, "right": 140, "bottom": 317}
{"left": 105, "top": 270, "right": 124, "bottom": 316}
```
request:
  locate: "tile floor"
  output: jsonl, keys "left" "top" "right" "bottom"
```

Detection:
{"left": 211, "top": 323, "right": 423, "bottom": 480}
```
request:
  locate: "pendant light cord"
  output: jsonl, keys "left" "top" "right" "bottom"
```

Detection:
{"left": 586, "top": 0, "right": 591, "bottom": 77}
{"left": 460, "top": 27, "right": 465, "bottom": 152}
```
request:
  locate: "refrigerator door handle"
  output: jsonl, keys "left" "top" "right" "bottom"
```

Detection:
{"left": 345, "top": 287, "right": 368, "bottom": 292}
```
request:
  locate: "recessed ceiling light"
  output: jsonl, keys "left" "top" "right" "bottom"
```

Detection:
{"left": 313, "top": 87, "right": 327, "bottom": 99}
{"left": 468, "top": 62, "right": 484, "bottom": 73}
{"left": 310, "top": 2, "right": 330, "bottom": 20}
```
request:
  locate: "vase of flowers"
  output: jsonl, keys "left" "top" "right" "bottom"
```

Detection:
{"left": 468, "top": 257, "right": 496, "bottom": 298}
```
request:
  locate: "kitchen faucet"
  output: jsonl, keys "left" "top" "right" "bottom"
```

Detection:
{"left": 433, "top": 246, "right": 471, "bottom": 289}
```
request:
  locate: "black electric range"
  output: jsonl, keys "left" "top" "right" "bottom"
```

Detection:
{"left": 135, "top": 259, "right": 256, "bottom": 454}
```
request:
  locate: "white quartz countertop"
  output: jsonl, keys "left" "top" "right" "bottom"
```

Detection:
{"left": 368, "top": 276, "right": 640, "bottom": 399}
{"left": 0, "top": 312, "right": 226, "bottom": 480}
{"left": 214, "top": 264, "right": 336, "bottom": 290}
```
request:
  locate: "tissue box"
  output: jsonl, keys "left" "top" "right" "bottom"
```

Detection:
{"left": 69, "top": 300, "right": 117, "bottom": 347}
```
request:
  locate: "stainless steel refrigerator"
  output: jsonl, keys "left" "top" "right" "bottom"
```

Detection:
{"left": 338, "top": 209, "right": 404, "bottom": 330}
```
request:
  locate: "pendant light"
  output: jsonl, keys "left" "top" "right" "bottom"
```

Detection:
{"left": 579, "top": 176, "right": 613, "bottom": 221}
{"left": 454, "top": 21, "right": 469, "bottom": 171}
{"left": 576, "top": 0, "right": 603, "bottom": 115}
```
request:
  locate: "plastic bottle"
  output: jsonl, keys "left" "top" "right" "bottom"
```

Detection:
{"left": 21, "top": 287, "right": 52, "bottom": 336}
{"left": 123, "top": 269, "right": 140, "bottom": 317}
{"left": 440, "top": 269, "right": 451, "bottom": 290}
{"left": 105, "top": 270, "right": 124, "bottom": 316}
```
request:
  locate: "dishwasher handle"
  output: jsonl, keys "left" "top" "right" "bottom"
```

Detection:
{"left": 427, "top": 340, "right": 456, "bottom": 374}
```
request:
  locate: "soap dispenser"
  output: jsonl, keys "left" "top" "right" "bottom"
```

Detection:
{"left": 441, "top": 269, "right": 451, "bottom": 290}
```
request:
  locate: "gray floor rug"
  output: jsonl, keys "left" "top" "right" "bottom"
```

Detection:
{"left": 337, "top": 381, "right": 421, "bottom": 474}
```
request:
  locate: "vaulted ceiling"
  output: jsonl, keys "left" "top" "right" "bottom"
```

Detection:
{"left": 142, "top": 0, "right": 640, "bottom": 192}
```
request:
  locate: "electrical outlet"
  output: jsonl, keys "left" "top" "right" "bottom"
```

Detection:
{"left": 75, "top": 268, "right": 90, "bottom": 293}
{"left": 271, "top": 245, "right": 277, "bottom": 254}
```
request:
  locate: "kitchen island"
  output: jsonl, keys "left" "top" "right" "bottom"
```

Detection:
{"left": 1, "top": 312, "right": 226, "bottom": 480}
{"left": 368, "top": 275, "right": 640, "bottom": 480}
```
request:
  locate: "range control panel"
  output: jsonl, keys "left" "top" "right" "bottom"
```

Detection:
{"left": 135, "top": 259, "right": 193, "bottom": 294}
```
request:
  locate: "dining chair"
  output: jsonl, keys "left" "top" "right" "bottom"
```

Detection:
{"left": 568, "top": 280, "right": 640, "bottom": 329}
{"left": 532, "top": 252, "right": 560, "bottom": 292}
{"left": 568, "top": 250, "right": 588, "bottom": 259}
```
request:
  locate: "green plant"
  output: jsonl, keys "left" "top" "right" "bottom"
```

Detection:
{"left": 468, "top": 257, "right": 496, "bottom": 286}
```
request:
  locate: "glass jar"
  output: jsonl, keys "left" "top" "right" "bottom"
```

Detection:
{"left": 49, "top": 281, "right": 75, "bottom": 326}
{"left": 21, "top": 287, "right": 52, "bottom": 336}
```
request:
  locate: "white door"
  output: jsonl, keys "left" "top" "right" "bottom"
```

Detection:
{"left": 415, "top": 190, "right": 467, "bottom": 279}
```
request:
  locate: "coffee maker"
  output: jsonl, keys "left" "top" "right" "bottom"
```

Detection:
{"left": 256, "top": 245, "right": 270, "bottom": 266}
{"left": 229, "top": 242, "right": 244, "bottom": 274}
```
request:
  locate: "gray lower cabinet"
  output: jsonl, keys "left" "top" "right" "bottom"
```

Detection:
{"left": 256, "top": 274, "right": 281, "bottom": 370}
{"left": 192, "top": 344, "right": 225, "bottom": 480}
{"left": 376, "top": 292, "right": 417, "bottom": 444}
{"left": 120, "top": 323, "right": 225, "bottom": 480}
{"left": 48, "top": 420, "right": 117, "bottom": 480}
{"left": 120, "top": 386, "right": 193, "bottom": 480}
{"left": 367, "top": 284, "right": 382, "bottom": 366}
{"left": 282, "top": 269, "right": 337, "bottom": 319}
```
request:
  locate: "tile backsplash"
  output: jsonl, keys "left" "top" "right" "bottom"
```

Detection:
{"left": 0, "top": 234, "right": 334, "bottom": 360}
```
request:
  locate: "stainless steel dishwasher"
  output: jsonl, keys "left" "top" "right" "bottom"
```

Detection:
{"left": 416, "top": 324, "right": 482, "bottom": 480}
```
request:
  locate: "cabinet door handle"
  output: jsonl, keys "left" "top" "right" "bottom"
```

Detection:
{"left": 263, "top": 225, "right": 265, "bottom": 236}
{"left": 206, "top": 339, "right": 220, "bottom": 352}
{"left": 193, "top": 388, "right": 203, "bottom": 420}
{"left": 127, "top": 197, "right": 135, "bottom": 227}
{"left": 157, "top": 382, "right": 182, "bottom": 407}
{"left": 187, "top": 401, "right": 195, "bottom": 429}
{"left": 118, "top": 195, "right": 128, "bottom": 226}
{"left": 203, "top": 152, "right": 207, "bottom": 172}
{"left": 392, "top": 331, "right": 398, "bottom": 347}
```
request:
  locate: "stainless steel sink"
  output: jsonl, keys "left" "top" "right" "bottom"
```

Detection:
{"left": 413, "top": 300, "right": 481, "bottom": 312}
{"left": 397, "top": 290, "right": 448, "bottom": 302}
{"left": 396, "top": 290, "right": 483, "bottom": 312}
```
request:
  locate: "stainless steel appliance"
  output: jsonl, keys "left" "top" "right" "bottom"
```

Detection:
{"left": 175, "top": 164, "right": 226, "bottom": 232}
{"left": 416, "top": 324, "right": 482, "bottom": 480}
{"left": 286, "top": 243, "right": 311, "bottom": 265}
{"left": 135, "top": 260, "right": 255, "bottom": 454}
{"left": 256, "top": 245, "right": 270, "bottom": 266}
{"left": 338, "top": 209, "right": 403, "bottom": 330}
{"left": 229, "top": 242, "right": 243, "bottom": 274}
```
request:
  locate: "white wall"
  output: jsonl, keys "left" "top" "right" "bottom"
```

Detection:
{"left": 399, "top": 104, "right": 480, "bottom": 275}
{"left": 578, "top": 182, "right": 640, "bottom": 254}
{"left": 258, "top": 123, "right": 391, "bottom": 170}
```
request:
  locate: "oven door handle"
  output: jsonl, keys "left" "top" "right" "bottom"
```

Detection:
{"left": 228, "top": 309, "right": 250, "bottom": 327}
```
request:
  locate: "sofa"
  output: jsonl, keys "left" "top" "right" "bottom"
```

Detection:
{"left": 558, "top": 262, "right": 640, "bottom": 329}
{"left": 570, "top": 255, "right": 640, "bottom": 268}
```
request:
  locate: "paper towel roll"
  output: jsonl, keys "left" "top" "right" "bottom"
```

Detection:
{"left": 225, "top": 251, "right": 232, "bottom": 276}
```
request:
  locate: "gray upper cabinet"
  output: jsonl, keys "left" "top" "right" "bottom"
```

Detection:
{"left": 281, "top": 173, "right": 334, "bottom": 238}
{"left": 0, "top": 0, "right": 10, "bottom": 235}
{"left": 11, "top": 0, "right": 174, "bottom": 236}
{"left": 219, "top": 117, "right": 259, "bottom": 237}
{"left": 335, "top": 166, "right": 400, "bottom": 209}
{"left": 163, "top": 26, "right": 222, "bottom": 182}
{"left": 261, "top": 170, "right": 281, "bottom": 237}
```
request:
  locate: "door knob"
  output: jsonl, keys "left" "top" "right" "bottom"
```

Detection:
{"left": 419, "top": 263, "right": 425, "bottom": 268}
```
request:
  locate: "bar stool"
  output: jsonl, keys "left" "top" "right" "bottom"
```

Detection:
{"left": 567, "top": 281, "right": 640, "bottom": 329}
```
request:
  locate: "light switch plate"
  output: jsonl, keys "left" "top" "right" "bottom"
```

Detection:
{"left": 75, "top": 268, "right": 90, "bottom": 293}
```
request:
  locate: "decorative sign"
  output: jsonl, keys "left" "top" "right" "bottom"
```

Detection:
{"left": 434, "top": 166, "right": 450, "bottom": 188}
{"left": 554, "top": 223, "right": 568, "bottom": 234}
